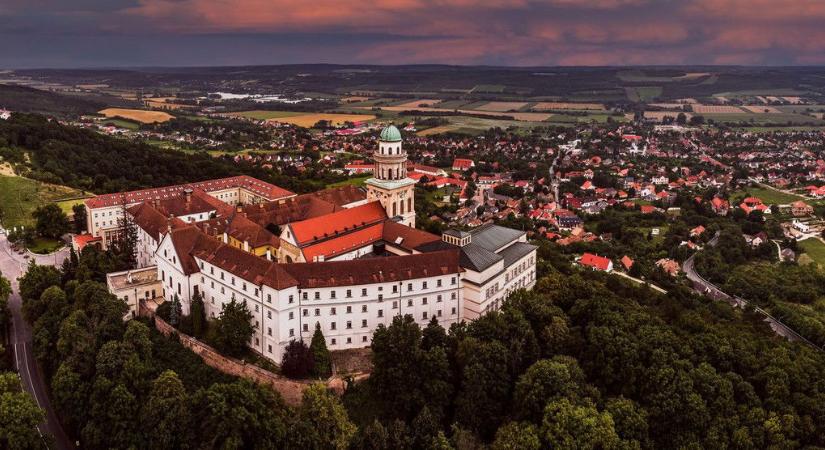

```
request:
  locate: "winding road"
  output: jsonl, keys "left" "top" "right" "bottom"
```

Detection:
{"left": 0, "top": 234, "right": 75, "bottom": 450}
{"left": 681, "top": 233, "right": 823, "bottom": 351}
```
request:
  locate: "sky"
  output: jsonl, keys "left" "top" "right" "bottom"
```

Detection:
{"left": 2, "top": 0, "right": 825, "bottom": 68}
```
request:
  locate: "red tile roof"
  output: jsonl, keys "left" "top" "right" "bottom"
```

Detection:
{"left": 288, "top": 201, "right": 387, "bottom": 246}
{"left": 85, "top": 175, "right": 294, "bottom": 209}
{"left": 580, "top": 253, "right": 612, "bottom": 271}
{"left": 282, "top": 249, "right": 462, "bottom": 288}
{"left": 301, "top": 223, "right": 384, "bottom": 262}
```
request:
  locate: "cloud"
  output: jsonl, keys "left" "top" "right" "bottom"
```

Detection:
{"left": 1, "top": 0, "right": 824, "bottom": 66}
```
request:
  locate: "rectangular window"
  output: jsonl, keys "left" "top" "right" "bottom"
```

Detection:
{"left": 362, "top": 319, "right": 367, "bottom": 328}
{"left": 330, "top": 291, "right": 336, "bottom": 299}
{"left": 346, "top": 289, "right": 352, "bottom": 298}
{"left": 423, "top": 282, "right": 428, "bottom": 289}
{"left": 314, "top": 308, "right": 320, "bottom": 316}
{"left": 378, "top": 309, "right": 384, "bottom": 318}
{"left": 437, "top": 279, "right": 442, "bottom": 287}
{"left": 346, "top": 337, "right": 352, "bottom": 344}
{"left": 289, "top": 312, "right": 294, "bottom": 320}
{"left": 331, "top": 307, "right": 336, "bottom": 315}
{"left": 302, "top": 292, "right": 308, "bottom": 300}
{"left": 303, "top": 324, "right": 308, "bottom": 332}
{"left": 289, "top": 295, "right": 294, "bottom": 304}
{"left": 314, "top": 292, "right": 320, "bottom": 300}
{"left": 407, "top": 299, "right": 413, "bottom": 307}
{"left": 361, "top": 288, "right": 367, "bottom": 297}
{"left": 346, "top": 321, "right": 352, "bottom": 329}
{"left": 392, "top": 285, "right": 398, "bottom": 293}
{"left": 331, "top": 338, "right": 336, "bottom": 345}
{"left": 267, "top": 311, "right": 272, "bottom": 319}
{"left": 422, "top": 297, "right": 428, "bottom": 305}
{"left": 331, "top": 322, "right": 337, "bottom": 330}
{"left": 362, "top": 305, "right": 367, "bottom": 313}
{"left": 423, "top": 312, "right": 428, "bottom": 320}
{"left": 407, "top": 283, "right": 412, "bottom": 292}
{"left": 303, "top": 309, "right": 308, "bottom": 317}
{"left": 267, "top": 294, "right": 272, "bottom": 303}
{"left": 347, "top": 306, "right": 352, "bottom": 314}
{"left": 267, "top": 328, "right": 272, "bottom": 336}
{"left": 290, "top": 329, "right": 294, "bottom": 337}
{"left": 362, "top": 336, "right": 368, "bottom": 343}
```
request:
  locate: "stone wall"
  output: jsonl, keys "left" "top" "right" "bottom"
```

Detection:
{"left": 148, "top": 308, "right": 309, "bottom": 405}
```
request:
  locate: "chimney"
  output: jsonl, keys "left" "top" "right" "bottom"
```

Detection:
{"left": 184, "top": 188, "right": 193, "bottom": 203}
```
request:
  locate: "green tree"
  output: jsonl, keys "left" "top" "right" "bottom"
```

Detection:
{"left": 141, "top": 370, "right": 192, "bottom": 450}
{"left": 0, "top": 372, "right": 46, "bottom": 450}
{"left": 491, "top": 422, "right": 541, "bottom": 450}
{"left": 541, "top": 398, "right": 621, "bottom": 450}
{"left": 72, "top": 203, "right": 86, "bottom": 234}
{"left": 513, "top": 356, "right": 597, "bottom": 422}
{"left": 19, "top": 262, "right": 61, "bottom": 320}
{"left": 190, "top": 380, "right": 290, "bottom": 448}
{"left": 32, "top": 203, "right": 70, "bottom": 239}
{"left": 212, "top": 299, "right": 255, "bottom": 357}
{"left": 310, "top": 323, "right": 332, "bottom": 378}
{"left": 190, "top": 290, "right": 206, "bottom": 338}
{"left": 298, "top": 384, "right": 356, "bottom": 450}
{"left": 281, "top": 339, "right": 314, "bottom": 379}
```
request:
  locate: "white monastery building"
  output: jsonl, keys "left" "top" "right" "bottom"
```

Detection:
{"left": 95, "top": 126, "right": 537, "bottom": 363}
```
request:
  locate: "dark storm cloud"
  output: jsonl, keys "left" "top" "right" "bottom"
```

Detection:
{"left": 1, "top": 0, "right": 824, "bottom": 67}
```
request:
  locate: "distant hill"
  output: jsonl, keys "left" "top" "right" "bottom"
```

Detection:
{"left": 0, "top": 84, "right": 113, "bottom": 117}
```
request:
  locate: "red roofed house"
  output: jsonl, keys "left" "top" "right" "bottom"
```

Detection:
{"left": 579, "top": 253, "right": 613, "bottom": 272}
{"left": 791, "top": 201, "right": 814, "bottom": 217}
{"left": 452, "top": 158, "right": 475, "bottom": 171}
{"left": 621, "top": 255, "right": 634, "bottom": 271}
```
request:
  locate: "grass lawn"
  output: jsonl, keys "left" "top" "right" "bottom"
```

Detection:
{"left": 731, "top": 187, "right": 803, "bottom": 205}
{"left": 56, "top": 197, "right": 92, "bottom": 215}
{"left": 799, "top": 238, "right": 825, "bottom": 269}
{"left": 28, "top": 237, "right": 64, "bottom": 254}
{"left": 0, "top": 175, "right": 86, "bottom": 229}
{"left": 327, "top": 174, "right": 372, "bottom": 188}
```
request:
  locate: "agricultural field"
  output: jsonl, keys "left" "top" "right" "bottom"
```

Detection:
{"left": 633, "top": 87, "right": 663, "bottom": 102}
{"left": 640, "top": 111, "right": 693, "bottom": 121}
{"left": 356, "top": 105, "right": 551, "bottom": 122}
{"left": 704, "top": 113, "right": 825, "bottom": 126}
{"left": 101, "top": 118, "right": 141, "bottom": 130}
{"left": 692, "top": 105, "right": 746, "bottom": 114}
{"left": 0, "top": 175, "right": 86, "bottom": 229}
{"left": 226, "top": 110, "right": 306, "bottom": 120}
{"left": 99, "top": 108, "right": 174, "bottom": 123}
{"left": 475, "top": 101, "right": 528, "bottom": 112}
{"left": 531, "top": 102, "right": 605, "bottom": 111}
{"left": 731, "top": 187, "right": 803, "bottom": 205}
{"left": 472, "top": 84, "right": 506, "bottom": 93}
{"left": 394, "top": 99, "right": 441, "bottom": 109}
{"left": 798, "top": 238, "right": 825, "bottom": 269}
{"left": 269, "top": 113, "right": 376, "bottom": 127}
{"left": 741, "top": 105, "right": 782, "bottom": 114}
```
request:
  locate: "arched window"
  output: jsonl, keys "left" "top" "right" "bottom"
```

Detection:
{"left": 407, "top": 197, "right": 412, "bottom": 212}
{"left": 400, "top": 200, "right": 405, "bottom": 214}
{"left": 392, "top": 202, "right": 397, "bottom": 217}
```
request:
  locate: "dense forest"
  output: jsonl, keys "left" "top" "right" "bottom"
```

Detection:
{"left": 18, "top": 241, "right": 825, "bottom": 448}
{"left": 0, "top": 84, "right": 128, "bottom": 117}
{"left": 0, "top": 113, "right": 345, "bottom": 194}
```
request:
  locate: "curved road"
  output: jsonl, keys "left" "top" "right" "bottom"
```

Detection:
{"left": 682, "top": 233, "right": 823, "bottom": 352}
{"left": 0, "top": 234, "right": 75, "bottom": 450}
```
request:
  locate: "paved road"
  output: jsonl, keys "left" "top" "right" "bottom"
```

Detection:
{"left": 681, "top": 233, "right": 822, "bottom": 351}
{"left": 0, "top": 234, "right": 75, "bottom": 450}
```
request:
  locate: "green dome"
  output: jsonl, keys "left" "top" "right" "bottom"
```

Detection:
{"left": 379, "top": 125, "right": 402, "bottom": 142}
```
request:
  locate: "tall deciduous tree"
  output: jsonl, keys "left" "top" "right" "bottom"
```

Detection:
{"left": 0, "top": 372, "right": 46, "bottom": 450}
{"left": 141, "top": 370, "right": 192, "bottom": 449}
{"left": 281, "top": 339, "right": 314, "bottom": 379}
{"left": 212, "top": 299, "right": 254, "bottom": 357}
{"left": 32, "top": 203, "right": 70, "bottom": 239}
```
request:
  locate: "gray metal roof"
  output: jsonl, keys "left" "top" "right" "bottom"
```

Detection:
{"left": 459, "top": 245, "right": 502, "bottom": 272}
{"left": 500, "top": 241, "right": 538, "bottom": 267}
{"left": 469, "top": 223, "right": 526, "bottom": 252}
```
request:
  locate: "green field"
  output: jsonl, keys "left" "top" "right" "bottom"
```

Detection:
{"left": 327, "top": 174, "right": 371, "bottom": 188}
{"left": 799, "top": 239, "right": 825, "bottom": 269}
{"left": 228, "top": 110, "right": 306, "bottom": 120}
{"left": 56, "top": 197, "right": 92, "bottom": 215}
{"left": 0, "top": 175, "right": 85, "bottom": 229}
{"left": 101, "top": 118, "right": 141, "bottom": 130}
{"left": 635, "top": 86, "right": 663, "bottom": 102}
{"left": 28, "top": 237, "right": 64, "bottom": 254}
{"left": 704, "top": 113, "right": 825, "bottom": 126}
{"left": 732, "top": 187, "right": 803, "bottom": 205}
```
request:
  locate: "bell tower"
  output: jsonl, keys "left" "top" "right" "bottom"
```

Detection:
{"left": 365, "top": 125, "right": 416, "bottom": 227}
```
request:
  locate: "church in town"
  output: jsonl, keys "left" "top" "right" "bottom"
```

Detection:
{"left": 93, "top": 125, "right": 537, "bottom": 362}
